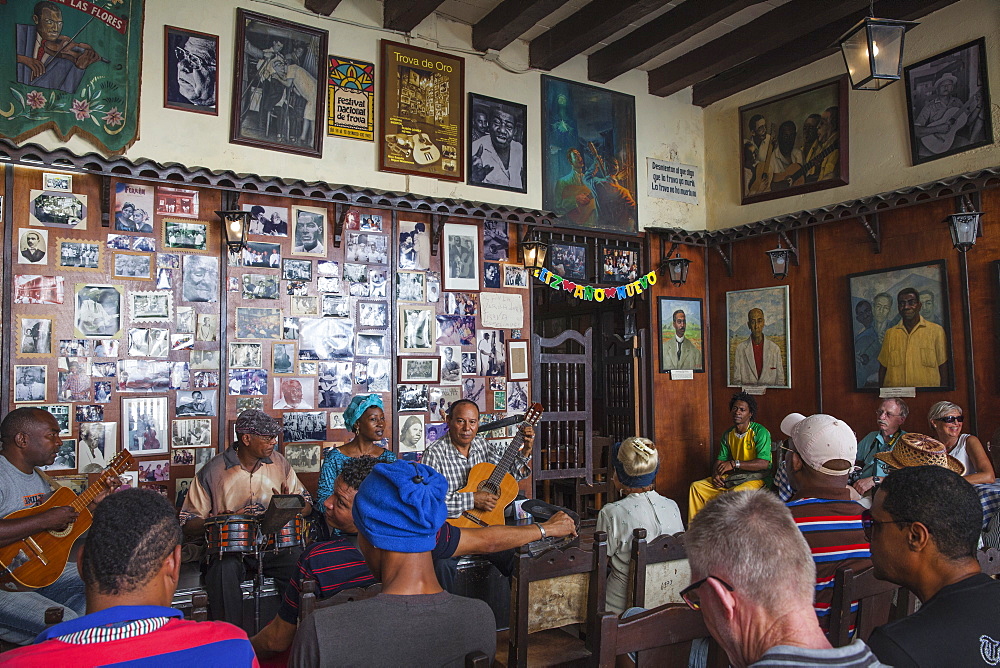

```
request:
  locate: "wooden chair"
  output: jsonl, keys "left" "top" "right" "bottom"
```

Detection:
{"left": 465, "top": 650, "right": 491, "bottom": 667}
{"left": 191, "top": 591, "right": 209, "bottom": 621}
{"left": 827, "top": 565, "right": 902, "bottom": 646}
{"left": 627, "top": 528, "right": 689, "bottom": 610}
{"left": 573, "top": 436, "right": 614, "bottom": 519}
{"left": 297, "top": 577, "right": 382, "bottom": 622}
{"left": 590, "top": 604, "right": 726, "bottom": 667}
{"left": 506, "top": 531, "right": 608, "bottom": 667}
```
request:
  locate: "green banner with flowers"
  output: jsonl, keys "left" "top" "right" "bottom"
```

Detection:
{"left": 0, "top": 0, "right": 144, "bottom": 155}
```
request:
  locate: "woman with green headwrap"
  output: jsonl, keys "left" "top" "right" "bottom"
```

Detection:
{"left": 316, "top": 393, "right": 396, "bottom": 507}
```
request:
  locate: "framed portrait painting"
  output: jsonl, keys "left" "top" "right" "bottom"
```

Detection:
{"left": 231, "top": 10, "right": 328, "bottom": 157}
{"left": 738, "top": 77, "right": 849, "bottom": 205}
{"left": 468, "top": 93, "right": 527, "bottom": 193}
{"left": 726, "top": 286, "right": 790, "bottom": 389}
{"left": 379, "top": 40, "right": 464, "bottom": 181}
{"left": 847, "top": 260, "right": 952, "bottom": 391}
{"left": 658, "top": 297, "right": 705, "bottom": 373}
{"left": 541, "top": 75, "right": 637, "bottom": 233}
{"left": 164, "top": 26, "right": 219, "bottom": 115}
{"left": 904, "top": 38, "right": 993, "bottom": 166}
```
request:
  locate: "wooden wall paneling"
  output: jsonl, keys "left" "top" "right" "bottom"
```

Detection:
{"left": 970, "top": 186, "right": 1000, "bottom": 449}
{"left": 646, "top": 236, "right": 711, "bottom": 515}
{"left": 1, "top": 165, "right": 11, "bottom": 412}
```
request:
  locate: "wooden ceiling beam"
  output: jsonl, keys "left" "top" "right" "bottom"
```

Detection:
{"left": 304, "top": 0, "right": 343, "bottom": 16}
{"left": 383, "top": 0, "right": 447, "bottom": 33}
{"left": 690, "top": 0, "right": 962, "bottom": 106}
{"left": 647, "top": 0, "right": 874, "bottom": 97}
{"left": 473, "top": 0, "right": 570, "bottom": 53}
{"left": 588, "top": 0, "right": 758, "bottom": 83}
{"left": 529, "top": 0, "right": 671, "bottom": 72}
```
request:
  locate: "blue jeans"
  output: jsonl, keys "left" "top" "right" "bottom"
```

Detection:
{"left": 0, "top": 563, "right": 86, "bottom": 644}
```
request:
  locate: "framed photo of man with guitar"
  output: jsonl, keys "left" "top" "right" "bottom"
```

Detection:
{"left": 904, "top": 38, "right": 993, "bottom": 166}
{"left": 738, "top": 77, "right": 849, "bottom": 205}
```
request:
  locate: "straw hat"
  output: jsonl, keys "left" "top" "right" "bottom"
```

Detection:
{"left": 875, "top": 433, "right": 965, "bottom": 474}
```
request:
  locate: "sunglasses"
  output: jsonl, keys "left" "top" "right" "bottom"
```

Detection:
{"left": 680, "top": 575, "right": 735, "bottom": 610}
{"left": 935, "top": 415, "right": 964, "bottom": 424}
{"left": 860, "top": 509, "right": 911, "bottom": 540}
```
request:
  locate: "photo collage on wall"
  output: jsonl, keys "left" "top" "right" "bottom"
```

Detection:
{"left": 12, "top": 174, "right": 223, "bottom": 505}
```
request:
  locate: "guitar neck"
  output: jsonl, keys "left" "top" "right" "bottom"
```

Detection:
{"left": 485, "top": 428, "right": 527, "bottom": 488}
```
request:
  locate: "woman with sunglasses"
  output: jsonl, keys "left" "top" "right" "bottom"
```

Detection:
{"left": 928, "top": 401, "right": 994, "bottom": 483}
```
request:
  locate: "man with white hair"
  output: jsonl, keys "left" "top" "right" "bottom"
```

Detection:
{"left": 781, "top": 413, "right": 871, "bottom": 635}
{"left": 683, "top": 490, "right": 883, "bottom": 666}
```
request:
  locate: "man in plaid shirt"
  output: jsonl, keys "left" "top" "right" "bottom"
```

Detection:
{"left": 422, "top": 399, "right": 534, "bottom": 520}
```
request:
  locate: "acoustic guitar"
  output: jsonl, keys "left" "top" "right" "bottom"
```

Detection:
{"left": 770, "top": 141, "right": 839, "bottom": 191}
{"left": 746, "top": 124, "right": 776, "bottom": 196}
{"left": 448, "top": 404, "right": 544, "bottom": 529}
{"left": 0, "top": 451, "right": 134, "bottom": 589}
{"left": 411, "top": 133, "right": 442, "bottom": 165}
{"left": 920, "top": 88, "right": 981, "bottom": 154}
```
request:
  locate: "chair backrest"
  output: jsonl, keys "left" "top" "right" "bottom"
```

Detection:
{"left": 465, "top": 650, "right": 491, "bottom": 668}
{"left": 508, "top": 530, "right": 608, "bottom": 667}
{"left": 979, "top": 547, "right": 1000, "bottom": 576}
{"left": 298, "top": 577, "right": 383, "bottom": 622}
{"left": 591, "top": 603, "right": 726, "bottom": 668}
{"left": 827, "top": 565, "right": 901, "bottom": 646}
{"left": 628, "top": 527, "right": 690, "bottom": 609}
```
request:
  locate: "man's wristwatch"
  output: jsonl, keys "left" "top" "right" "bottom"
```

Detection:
{"left": 733, "top": 460, "right": 741, "bottom": 471}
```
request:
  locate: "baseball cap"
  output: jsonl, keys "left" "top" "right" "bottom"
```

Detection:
{"left": 780, "top": 413, "right": 857, "bottom": 475}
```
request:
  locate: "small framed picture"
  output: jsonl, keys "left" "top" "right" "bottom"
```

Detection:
{"left": 171, "top": 418, "right": 213, "bottom": 448}
{"left": 58, "top": 238, "right": 103, "bottom": 271}
{"left": 547, "top": 242, "right": 589, "bottom": 282}
{"left": 14, "top": 365, "right": 48, "bottom": 403}
{"left": 242, "top": 274, "right": 280, "bottom": 300}
{"left": 398, "top": 305, "right": 436, "bottom": 353}
{"left": 29, "top": 191, "right": 87, "bottom": 229}
{"left": 399, "top": 357, "right": 440, "bottom": 384}
{"left": 112, "top": 251, "right": 154, "bottom": 280}
{"left": 229, "top": 342, "right": 263, "bottom": 369}
{"left": 156, "top": 187, "right": 199, "bottom": 218}
{"left": 285, "top": 443, "right": 322, "bottom": 473}
{"left": 164, "top": 26, "right": 219, "bottom": 115}
{"left": 273, "top": 377, "right": 316, "bottom": 410}
{"left": 359, "top": 302, "right": 388, "bottom": 328}
{"left": 129, "top": 291, "right": 173, "bottom": 323}
{"left": 501, "top": 263, "right": 529, "bottom": 289}
{"left": 282, "top": 412, "right": 328, "bottom": 443}
{"left": 507, "top": 340, "right": 530, "bottom": 381}
{"left": 398, "top": 414, "right": 426, "bottom": 454}
{"left": 346, "top": 232, "right": 388, "bottom": 264}
{"left": 282, "top": 258, "right": 312, "bottom": 281}
{"left": 121, "top": 395, "right": 170, "bottom": 455}
{"left": 42, "top": 440, "right": 77, "bottom": 472}
{"left": 176, "top": 389, "right": 218, "bottom": 417}
{"left": 164, "top": 220, "right": 208, "bottom": 251}
{"left": 291, "top": 296, "right": 320, "bottom": 317}
{"left": 242, "top": 241, "right": 280, "bottom": 268}
{"left": 396, "top": 271, "right": 426, "bottom": 302}
{"left": 244, "top": 203, "right": 290, "bottom": 237}
{"left": 599, "top": 245, "right": 640, "bottom": 284}
{"left": 442, "top": 223, "right": 480, "bottom": 291}
{"left": 483, "top": 262, "right": 501, "bottom": 288}
{"left": 397, "top": 384, "right": 430, "bottom": 412}
{"left": 31, "top": 404, "right": 73, "bottom": 437}
{"left": 43, "top": 173, "right": 72, "bottom": 192}
{"left": 17, "top": 315, "right": 55, "bottom": 357}
{"left": 272, "top": 342, "right": 296, "bottom": 374}
{"left": 357, "top": 332, "right": 387, "bottom": 357}
{"left": 196, "top": 313, "right": 219, "bottom": 341}
{"left": 468, "top": 93, "right": 527, "bottom": 193}
{"left": 291, "top": 205, "right": 328, "bottom": 256}
{"left": 235, "top": 308, "right": 282, "bottom": 340}
{"left": 321, "top": 295, "right": 350, "bottom": 318}
{"left": 439, "top": 345, "right": 462, "bottom": 385}
{"left": 17, "top": 229, "right": 48, "bottom": 266}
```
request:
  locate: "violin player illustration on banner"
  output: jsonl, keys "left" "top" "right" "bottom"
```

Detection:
{"left": 2, "top": 0, "right": 145, "bottom": 154}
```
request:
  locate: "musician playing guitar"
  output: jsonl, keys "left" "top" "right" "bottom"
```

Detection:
{"left": 0, "top": 408, "right": 117, "bottom": 644}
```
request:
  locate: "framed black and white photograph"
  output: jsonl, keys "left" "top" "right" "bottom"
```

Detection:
{"left": 122, "top": 396, "right": 169, "bottom": 455}
{"left": 399, "top": 305, "right": 435, "bottom": 353}
{"left": 181, "top": 255, "right": 219, "bottom": 304}
{"left": 462, "top": 377, "right": 487, "bottom": 411}
{"left": 196, "top": 314, "right": 219, "bottom": 342}
{"left": 317, "top": 276, "right": 340, "bottom": 294}
{"left": 321, "top": 295, "right": 350, "bottom": 318}
{"left": 244, "top": 203, "right": 290, "bottom": 237}
{"left": 291, "top": 296, "right": 320, "bottom": 317}
{"left": 229, "top": 342, "right": 263, "bottom": 368}
{"left": 117, "top": 360, "right": 172, "bottom": 393}
{"left": 506, "top": 380, "right": 529, "bottom": 415}
{"left": 357, "top": 332, "right": 387, "bottom": 357}
{"left": 346, "top": 233, "right": 388, "bottom": 264}
{"left": 904, "top": 38, "right": 993, "bottom": 165}
{"left": 483, "top": 220, "right": 509, "bottom": 261}
{"left": 291, "top": 206, "right": 327, "bottom": 256}
{"left": 127, "top": 327, "right": 170, "bottom": 358}
{"left": 426, "top": 273, "right": 441, "bottom": 303}
{"left": 439, "top": 345, "right": 462, "bottom": 385}
{"left": 396, "top": 271, "right": 425, "bottom": 302}
{"left": 242, "top": 274, "right": 280, "bottom": 300}
{"left": 17, "top": 315, "right": 53, "bottom": 357}
{"left": 282, "top": 258, "right": 312, "bottom": 281}
{"left": 317, "top": 260, "right": 340, "bottom": 277}
{"left": 462, "top": 352, "right": 477, "bottom": 375}
{"left": 599, "top": 246, "right": 640, "bottom": 284}
{"left": 79, "top": 422, "right": 116, "bottom": 473}
{"left": 317, "top": 361, "right": 353, "bottom": 408}
{"left": 477, "top": 330, "right": 506, "bottom": 376}
{"left": 282, "top": 411, "right": 328, "bottom": 443}
{"left": 273, "top": 377, "right": 316, "bottom": 409}
{"left": 34, "top": 404, "right": 72, "bottom": 437}
{"left": 231, "top": 9, "right": 327, "bottom": 157}
{"left": 227, "top": 369, "right": 268, "bottom": 396}
{"left": 242, "top": 241, "right": 281, "bottom": 268}
{"left": 368, "top": 269, "right": 388, "bottom": 298}
{"left": 74, "top": 284, "right": 122, "bottom": 339}
{"left": 43, "top": 173, "right": 72, "bottom": 192}
{"left": 468, "top": 94, "right": 527, "bottom": 193}
{"left": 14, "top": 365, "right": 47, "bottom": 403}
{"left": 190, "top": 350, "right": 220, "bottom": 370}
{"left": 29, "top": 191, "right": 87, "bottom": 229}
{"left": 272, "top": 342, "right": 295, "bottom": 374}
{"left": 286, "top": 281, "right": 308, "bottom": 296}
{"left": 398, "top": 415, "right": 426, "bottom": 454}
{"left": 548, "top": 242, "right": 588, "bottom": 282}
{"left": 398, "top": 220, "right": 430, "bottom": 270}
{"left": 58, "top": 239, "right": 102, "bottom": 271}
{"left": 483, "top": 263, "right": 501, "bottom": 289}
{"left": 163, "top": 221, "right": 208, "bottom": 251}
{"left": 42, "top": 440, "right": 77, "bottom": 472}
{"left": 17, "top": 229, "right": 48, "bottom": 265}
{"left": 501, "top": 264, "right": 529, "bottom": 289}
{"left": 285, "top": 443, "right": 322, "bottom": 473}
{"left": 172, "top": 418, "right": 213, "bottom": 447}
{"left": 298, "top": 318, "right": 355, "bottom": 359}
{"left": 129, "top": 292, "right": 172, "bottom": 323}
{"left": 443, "top": 223, "right": 480, "bottom": 291}
{"left": 397, "top": 384, "right": 429, "bottom": 412}
{"left": 399, "top": 357, "right": 440, "bottom": 384}
{"left": 164, "top": 26, "right": 218, "bottom": 115}
{"left": 359, "top": 302, "right": 387, "bottom": 329}
{"left": 176, "top": 389, "right": 219, "bottom": 417}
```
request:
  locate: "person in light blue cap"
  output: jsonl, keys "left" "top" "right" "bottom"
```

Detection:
{"left": 316, "top": 393, "right": 396, "bottom": 509}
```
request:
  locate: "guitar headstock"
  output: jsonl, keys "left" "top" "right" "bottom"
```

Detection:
{"left": 109, "top": 450, "right": 136, "bottom": 476}
{"left": 523, "top": 403, "right": 545, "bottom": 427}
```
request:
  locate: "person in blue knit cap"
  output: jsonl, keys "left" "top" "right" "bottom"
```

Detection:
{"left": 289, "top": 461, "right": 496, "bottom": 667}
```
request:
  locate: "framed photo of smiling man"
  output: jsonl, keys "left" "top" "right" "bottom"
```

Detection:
{"left": 467, "top": 93, "right": 527, "bottom": 194}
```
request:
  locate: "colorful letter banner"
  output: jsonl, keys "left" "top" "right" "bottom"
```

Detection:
{"left": 0, "top": 0, "right": 144, "bottom": 155}
{"left": 532, "top": 268, "right": 658, "bottom": 302}
{"left": 327, "top": 55, "right": 374, "bottom": 142}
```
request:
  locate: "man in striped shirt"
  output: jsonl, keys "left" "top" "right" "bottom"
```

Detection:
{"left": 0, "top": 489, "right": 256, "bottom": 666}
{"left": 781, "top": 412, "right": 871, "bottom": 634}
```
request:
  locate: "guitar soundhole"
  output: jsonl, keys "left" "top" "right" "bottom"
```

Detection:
{"left": 480, "top": 482, "right": 499, "bottom": 496}
{"left": 48, "top": 523, "right": 74, "bottom": 539}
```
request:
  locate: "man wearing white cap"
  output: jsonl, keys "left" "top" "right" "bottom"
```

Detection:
{"left": 781, "top": 413, "right": 871, "bottom": 636}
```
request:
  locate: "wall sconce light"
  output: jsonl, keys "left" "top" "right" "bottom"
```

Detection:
{"left": 660, "top": 243, "right": 692, "bottom": 286}
{"left": 838, "top": 8, "right": 917, "bottom": 91}
{"left": 765, "top": 234, "right": 798, "bottom": 280}
{"left": 945, "top": 195, "right": 984, "bottom": 253}
{"left": 216, "top": 210, "right": 250, "bottom": 255}
{"left": 519, "top": 230, "right": 548, "bottom": 271}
